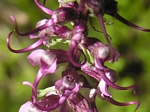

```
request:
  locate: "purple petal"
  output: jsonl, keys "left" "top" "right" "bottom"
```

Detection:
{"left": 34, "top": 0, "right": 54, "bottom": 15}
{"left": 104, "top": 96, "right": 140, "bottom": 112}
{"left": 32, "top": 95, "right": 66, "bottom": 111}
{"left": 52, "top": 49, "right": 69, "bottom": 63}
{"left": 28, "top": 49, "right": 45, "bottom": 66}
{"left": 55, "top": 79, "right": 63, "bottom": 92}
{"left": 97, "top": 13, "right": 119, "bottom": 62}
{"left": 7, "top": 31, "right": 44, "bottom": 53}
{"left": 42, "top": 59, "right": 57, "bottom": 76}
{"left": 69, "top": 40, "right": 86, "bottom": 67}
{"left": 97, "top": 69, "right": 136, "bottom": 94}
{"left": 10, "top": 16, "right": 54, "bottom": 36}
{"left": 116, "top": 13, "right": 150, "bottom": 32}
{"left": 68, "top": 93, "right": 93, "bottom": 112}
{"left": 30, "top": 19, "right": 48, "bottom": 39}
{"left": 56, "top": 101, "right": 72, "bottom": 112}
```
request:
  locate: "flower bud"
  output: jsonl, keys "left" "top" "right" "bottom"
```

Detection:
{"left": 89, "top": 42, "right": 110, "bottom": 61}
{"left": 52, "top": 7, "right": 79, "bottom": 23}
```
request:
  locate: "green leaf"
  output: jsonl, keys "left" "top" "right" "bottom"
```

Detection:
{"left": 81, "top": 46, "right": 94, "bottom": 64}
{"left": 37, "top": 86, "right": 56, "bottom": 97}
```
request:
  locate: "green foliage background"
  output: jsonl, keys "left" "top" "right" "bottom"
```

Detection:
{"left": 0, "top": 0, "right": 150, "bottom": 112}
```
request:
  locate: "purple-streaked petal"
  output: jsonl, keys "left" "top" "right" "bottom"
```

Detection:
{"left": 7, "top": 31, "right": 44, "bottom": 53}
{"left": 32, "top": 95, "right": 61, "bottom": 111}
{"left": 56, "top": 101, "right": 72, "bottom": 112}
{"left": 42, "top": 59, "right": 57, "bottom": 76}
{"left": 39, "top": 50, "right": 57, "bottom": 75}
{"left": 68, "top": 93, "right": 93, "bottom": 112}
{"left": 28, "top": 49, "right": 57, "bottom": 74}
{"left": 81, "top": 63, "right": 101, "bottom": 81}
{"left": 28, "top": 49, "right": 45, "bottom": 66}
{"left": 104, "top": 96, "right": 140, "bottom": 112}
{"left": 51, "top": 49, "right": 69, "bottom": 63}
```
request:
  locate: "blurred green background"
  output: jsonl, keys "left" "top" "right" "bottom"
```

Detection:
{"left": 0, "top": 0, "right": 150, "bottom": 112}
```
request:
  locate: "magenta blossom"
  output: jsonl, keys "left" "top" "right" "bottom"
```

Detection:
{"left": 7, "top": 0, "right": 150, "bottom": 112}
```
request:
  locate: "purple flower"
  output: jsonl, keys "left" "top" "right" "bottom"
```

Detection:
{"left": 21, "top": 67, "right": 95, "bottom": 112}
{"left": 27, "top": 49, "right": 57, "bottom": 76}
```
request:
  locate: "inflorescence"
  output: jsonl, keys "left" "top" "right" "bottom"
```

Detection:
{"left": 7, "top": 0, "right": 150, "bottom": 112}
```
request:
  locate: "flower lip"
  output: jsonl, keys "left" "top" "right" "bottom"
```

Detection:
{"left": 27, "top": 49, "right": 57, "bottom": 67}
{"left": 40, "top": 50, "right": 57, "bottom": 66}
{"left": 63, "top": 75, "right": 75, "bottom": 90}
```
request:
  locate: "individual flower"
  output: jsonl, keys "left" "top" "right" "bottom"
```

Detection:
{"left": 20, "top": 68, "right": 94, "bottom": 112}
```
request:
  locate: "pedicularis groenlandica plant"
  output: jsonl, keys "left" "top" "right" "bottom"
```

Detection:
{"left": 7, "top": 0, "right": 150, "bottom": 112}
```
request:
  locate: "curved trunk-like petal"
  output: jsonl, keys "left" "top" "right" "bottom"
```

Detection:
{"left": 116, "top": 13, "right": 150, "bottom": 32}
{"left": 10, "top": 16, "right": 54, "bottom": 36}
{"left": 104, "top": 96, "right": 140, "bottom": 112}
{"left": 34, "top": 0, "right": 54, "bottom": 15}
{"left": 97, "top": 69, "right": 136, "bottom": 95}
{"left": 97, "top": 12, "right": 119, "bottom": 62}
{"left": 7, "top": 31, "right": 44, "bottom": 53}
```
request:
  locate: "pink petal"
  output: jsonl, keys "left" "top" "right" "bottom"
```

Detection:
{"left": 97, "top": 79, "right": 111, "bottom": 98}
{"left": 28, "top": 49, "right": 45, "bottom": 66}
{"left": 19, "top": 101, "right": 32, "bottom": 112}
